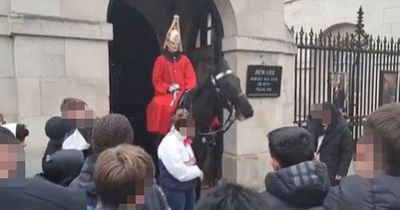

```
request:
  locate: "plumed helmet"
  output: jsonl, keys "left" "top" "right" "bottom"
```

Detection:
{"left": 164, "top": 14, "right": 183, "bottom": 52}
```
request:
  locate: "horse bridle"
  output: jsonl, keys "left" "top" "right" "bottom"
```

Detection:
{"left": 197, "top": 70, "right": 237, "bottom": 137}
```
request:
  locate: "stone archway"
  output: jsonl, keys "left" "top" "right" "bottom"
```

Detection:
{"left": 107, "top": 0, "right": 160, "bottom": 158}
{"left": 107, "top": 0, "right": 226, "bottom": 179}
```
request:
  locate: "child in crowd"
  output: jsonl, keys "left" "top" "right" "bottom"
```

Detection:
{"left": 158, "top": 108, "right": 203, "bottom": 210}
{"left": 92, "top": 144, "right": 169, "bottom": 210}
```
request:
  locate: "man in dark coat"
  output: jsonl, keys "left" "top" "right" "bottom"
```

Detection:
{"left": 69, "top": 114, "right": 135, "bottom": 207}
{"left": 0, "top": 126, "right": 86, "bottom": 210}
{"left": 324, "top": 103, "right": 400, "bottom": 210}
{"left": 307, "top": 103, "right": 353, "bottom": 185}
{"left": 262, "top": 126, "right": 330, "bottom": 210}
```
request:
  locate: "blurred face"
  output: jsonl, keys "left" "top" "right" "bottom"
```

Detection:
{"left": 178, "top": 119, "right": 196, "bottom": 138}
{"left": 0, "top": 144, "right": 25, "bottom": 179}
{"left": 62, "top": 102, "right": 96, "bottom": 128}
{"left": 310, "top": 104, "right": 332, "bottom": 129}
{"left": 355, "top": 130, "right": 384, "bottom": 178}
{"left": 167, "top": 30, "right": 180, "bottom": 53}
{"left": 113, "top": 178, "right": 154, "bottom": 210}
{"left": 167, "top": 40, "right": 180, "bottom": 53}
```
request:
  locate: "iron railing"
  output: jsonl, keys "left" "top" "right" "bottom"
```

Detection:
{"left": 293, "top": 7, "right": 400, "bottom": 140}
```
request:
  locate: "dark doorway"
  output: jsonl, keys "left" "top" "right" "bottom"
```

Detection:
{"left": 108, "top": 0, "right": 160, "bottom": 154}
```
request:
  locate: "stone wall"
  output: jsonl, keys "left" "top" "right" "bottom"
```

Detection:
{"left": 285, "top": 0, "right": 400, "bottom": 38}
{"left": 0, "top": 0, "right": 112, "bottom": 177}
{"left": 216, "top": 0, "right": 296, "bottom": 191}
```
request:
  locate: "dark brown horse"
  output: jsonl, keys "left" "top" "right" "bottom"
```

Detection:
{"left": 178, "top": 59, "right": 253, "bottom": 197}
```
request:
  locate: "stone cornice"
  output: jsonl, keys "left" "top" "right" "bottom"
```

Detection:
{"left": 0, "top": 13, "right": 113, "bottom": 40}
{"left": 222, "top": 35, "right": 297, "bottom": 55}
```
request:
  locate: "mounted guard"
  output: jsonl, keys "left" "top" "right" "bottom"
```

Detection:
{"left": 146, "top": 15, "right": 197, "bottom": 135}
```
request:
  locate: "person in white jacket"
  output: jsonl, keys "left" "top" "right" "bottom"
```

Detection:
{"left": 158, "top": 108, "right": 203, "bottom": 210}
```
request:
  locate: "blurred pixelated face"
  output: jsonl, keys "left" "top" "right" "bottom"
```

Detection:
{"left": 117, "top": 178, "right": 154, "bottom": 210}
{"left": 0, "top": 144, "right": 25, "bottom": 179}
{"left": 167, "top": 30, "right": 180, "bottom": 53}
{"left": 178, "top": 119, "right": 196, "bottom": 138}
{"left": 310, "top": 104, "right": 332, "bottom": 128}
{"left": 62, "top": 102, "right": 96, "bottom": 128}
{"left": 355, "top": 129, "right": 384, "bottom": 178}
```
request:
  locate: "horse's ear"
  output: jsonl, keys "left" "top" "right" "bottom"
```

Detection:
{"left": 216, "top": 59, "right": 230, "bottom": 74}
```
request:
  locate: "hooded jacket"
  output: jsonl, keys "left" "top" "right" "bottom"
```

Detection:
{"left": 307, "top": 104, "right": 353, "bottom": 185}
{"left": 42, "top": 149, "right": 84, "bottom": 186}
{"left": 262, "top": 161, "right": 330, "bottom": 210}
{"left": 324, "top": 175, "right": 400, "bottom": 210}
{"left": 69, "top": 154, "right": 99, "bottom": 207}
{"left": 42, "top": 116, "right": 74, "bottom": 168}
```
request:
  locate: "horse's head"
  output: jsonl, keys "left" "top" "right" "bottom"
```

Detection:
{"left": 212, "top": 60, "right": 254, "bottom": 121}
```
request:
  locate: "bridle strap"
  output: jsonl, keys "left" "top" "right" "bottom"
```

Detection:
{"left": 196, "top": 69, "right": 238, "bottom": 138}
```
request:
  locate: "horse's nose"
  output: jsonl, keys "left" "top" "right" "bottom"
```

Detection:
{"left": 237, "top": 112, "right": 246, "bottom": 121}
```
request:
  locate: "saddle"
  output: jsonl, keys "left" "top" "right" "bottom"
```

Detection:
{"left": 146, "top": 90, "right": 190, "bottom": 135}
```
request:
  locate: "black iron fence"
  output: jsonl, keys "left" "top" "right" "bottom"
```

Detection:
{"left": 294, "top": 7, "right": 400, "bottom": 140}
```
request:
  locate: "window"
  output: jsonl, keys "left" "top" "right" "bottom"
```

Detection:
{"left": 195, "top": 12, "right": 214, "bottom": 48}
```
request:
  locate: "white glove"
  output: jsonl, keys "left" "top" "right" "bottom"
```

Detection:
{"left": 168, "top": 84, "right": 180, "bottom": 93}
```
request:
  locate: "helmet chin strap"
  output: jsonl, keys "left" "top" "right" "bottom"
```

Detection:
{"left": 166, "top": 40, "right": 179, "bottom": 53}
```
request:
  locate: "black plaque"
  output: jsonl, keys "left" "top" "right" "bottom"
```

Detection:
{"left": 246, "top": 65, "right": 282, "bottom": 97}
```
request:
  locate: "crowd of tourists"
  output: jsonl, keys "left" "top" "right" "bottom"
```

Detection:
{"left": 0, "top": 98, "right": 400, "bottom": 210}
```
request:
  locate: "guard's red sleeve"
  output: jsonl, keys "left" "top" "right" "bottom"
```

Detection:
{"left": 152, "top": 57, "right": 170, "bottom": 95}
{"left": 183, "top": 56, "right": 197, "bottom": 90}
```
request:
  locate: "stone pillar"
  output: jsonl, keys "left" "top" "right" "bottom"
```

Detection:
{"left": 0, "top": 0, "right": 112, "bottom": 176}
{"left": 216, "top": 0, "right": 296, "bottom": 190}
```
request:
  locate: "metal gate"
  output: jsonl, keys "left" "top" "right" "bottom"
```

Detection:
{"left": 294, "top": 7, "right": 400, "bottom": 140}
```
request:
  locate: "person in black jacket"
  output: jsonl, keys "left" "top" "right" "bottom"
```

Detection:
{"left": 42, "top": 116, "right": 74, "bottom": 168}
{"left": 61, "top": 97, "right": 97, "bottom": 158}
{"left": 324, "top": 103, "right": 400, "bottom": 210}
{"left": 0, "top": 126, "right": 86, "bottom": 210}
{"left": 262, "top": 126, "right": 330, "bottom": 210}
{"left": 196, "top": 183, "right": 268, "bottom": 210}
{"left": 307, "top": 102, "right": 353, "bottom": 185}
{"left": 42, "top": 149, "right": 84, "bottom": 186}
{"left": 69, "top": 113, "right": 135, "bottom": 207}
{"left": 91, "top": 144, "right": 169, "bottom": 210}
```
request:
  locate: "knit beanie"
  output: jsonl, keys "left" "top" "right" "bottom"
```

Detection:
{"left": 92, "top": 114, "right": 134, "bottom": 154}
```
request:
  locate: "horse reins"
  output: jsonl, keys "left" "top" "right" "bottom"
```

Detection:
{"left": 197, "top": 69, "right": 238, "bottom": 137}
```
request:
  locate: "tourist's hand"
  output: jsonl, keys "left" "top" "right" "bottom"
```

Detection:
{"left": 168, "top": 84, "right": 180, "bottom": 93}
{"left": 335, "top": 175, "right": 342, "bottom": 181}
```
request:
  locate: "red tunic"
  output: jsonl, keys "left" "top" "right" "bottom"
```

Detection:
{"left": 146, "top": 54, "right": 197, "bottom": 135}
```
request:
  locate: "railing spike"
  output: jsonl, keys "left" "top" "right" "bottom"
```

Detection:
{"left": 310, "top": 28, "right": 314, "bottom": 46}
